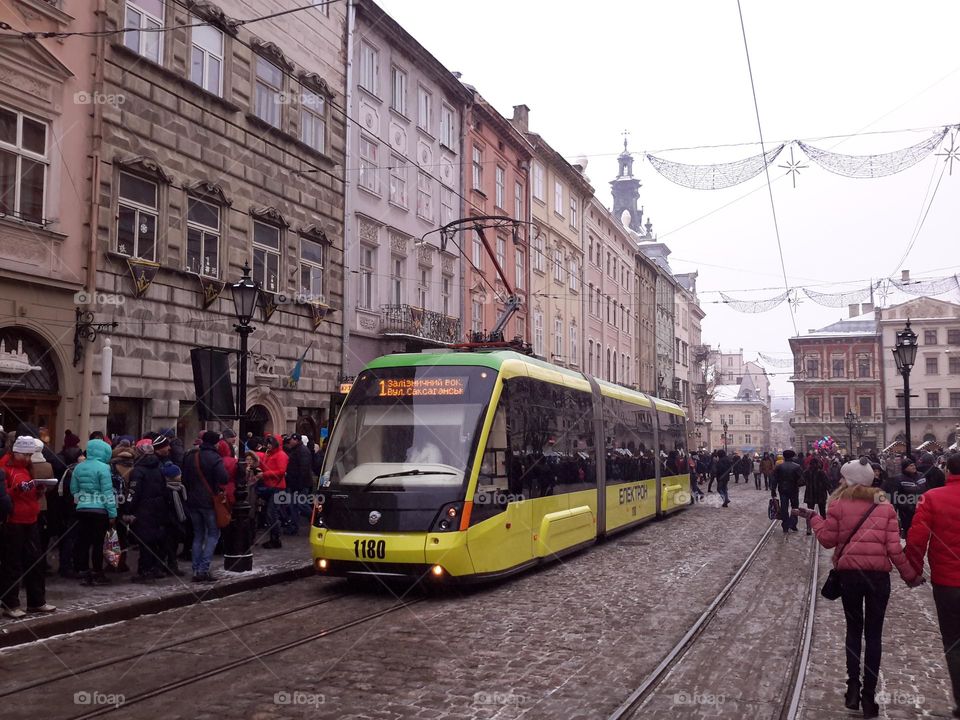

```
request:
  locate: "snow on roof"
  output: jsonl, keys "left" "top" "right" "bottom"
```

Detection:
{"left": 799, "top": 313, "right": 877, "bottom": 338}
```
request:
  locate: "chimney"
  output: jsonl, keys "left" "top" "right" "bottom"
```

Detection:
{"left": 848, "top": 303, "right": 859, "bottom": 318}
{"left": 512, "top": 104, "right": 529, "bottom": 133}
{"left": 861, "top": 302, "right": 874, "bottom": 315}
{"left": 901, "top": 269, "right": 910, "bottom": 282}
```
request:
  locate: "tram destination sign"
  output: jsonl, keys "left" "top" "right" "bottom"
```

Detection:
{"left": 377, "top": 377, "right": 465, "bottom": 398}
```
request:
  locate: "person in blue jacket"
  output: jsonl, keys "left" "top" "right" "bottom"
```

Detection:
{"left": 70, "top": 439, "right": 117, "bottom": 585}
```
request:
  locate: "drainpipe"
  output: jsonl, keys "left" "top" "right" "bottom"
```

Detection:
{"left": 339, "top": 0, "right": 356, "bottom": 377}
{"left": 79, "top": 0, "right": 107, "bottom": 441}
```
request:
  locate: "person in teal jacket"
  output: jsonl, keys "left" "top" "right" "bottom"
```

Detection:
{"left": 70, "top": 439, "right": 117, "bottom": 585}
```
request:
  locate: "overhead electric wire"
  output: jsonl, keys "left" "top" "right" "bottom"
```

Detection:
{"left": 890, "top": 151, "right": 950, "bottom": 274}
{"left": 736, "top": 0, "right": 797, "bottom": 336}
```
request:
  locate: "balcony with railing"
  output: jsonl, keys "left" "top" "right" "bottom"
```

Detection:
{"left": 380, "top": 305, "right": 462, "bottom": 345}
{"left": 886, "top": 407, "right": 960, "bottom": 420}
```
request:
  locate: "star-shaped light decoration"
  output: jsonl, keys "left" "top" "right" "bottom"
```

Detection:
{"left": 877, "top": 281, "right": 893, "bottom": 306}
{"left": 935, "top": 130, "right": 960, "bottom": 176}
{"left": 778, "top": 146, "right": 809, "bottom": 189}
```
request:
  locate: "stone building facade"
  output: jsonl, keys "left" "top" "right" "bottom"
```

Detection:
{"left": 511, "top": 106, "right": 592, "bottom": 369}
{"left": 878, "top": 296, "right": 960, "bottom": 450}
{"left": 706, "top": 377, "right": 771, "bottom": 455}
{"left": 0, "top": 1, "right": 95, "bottom": 441}
{"left": 341, "top": 0, "right": 471, "bottom": 376}
{"left": 788, "top": 308, "right": 883, "bottom": 453}
{"left": 584, "top": 196, "right": 638, "bottom": 386}
{"left": 89, "top": 0, "right": 347, "bottom": 440}
{"left": 462, "top": 88, "right": 531, "bottom": 342}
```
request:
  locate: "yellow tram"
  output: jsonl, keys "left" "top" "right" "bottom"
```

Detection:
{"left": 310, "top": 350, "right": 689, "bottom": 582}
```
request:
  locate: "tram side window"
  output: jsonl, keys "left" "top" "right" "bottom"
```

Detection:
{"left": 472, "top": 392, "right": 512, "bottom": 525}
{"left": 657, "top": 410, "right": 686, "bottom": 475}
{"left": 505, "top": 378, "right": 596, "bottom": 499}
{"left": 603, "top": 399, "right": 639, "bottom": 484}
{"left": 632, "top": 405, "right": 657, "bottom": 480}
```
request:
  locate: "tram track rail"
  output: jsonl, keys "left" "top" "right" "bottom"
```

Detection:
{"left": 61, "top": 595, "right": 424, "bottom": 719}
{"left": 0, "top": 586, "right": 355, "bottom": 699}
{"left": 607, "top": 519, "right": 821, "bottom": 720}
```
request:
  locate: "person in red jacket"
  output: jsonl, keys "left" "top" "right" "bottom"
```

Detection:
{"left": 796, "top": 457, "right": 922, "bottom": 718}
{"left": 1, "top": 436, "right": 56, "bottom": 618}
{"left": 260, "top": 435, "right": 288, "bottom": 549}
{"left": 906, "top": 452, "right": 960, "bottom": 719}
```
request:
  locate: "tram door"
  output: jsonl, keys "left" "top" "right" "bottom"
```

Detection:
{"left": 467, "top": 387, "right": 533, "bottom": 573}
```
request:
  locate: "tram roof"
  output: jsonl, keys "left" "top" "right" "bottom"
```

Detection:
{"left": 365, "top": 350, "right": 685, "bottom": 416}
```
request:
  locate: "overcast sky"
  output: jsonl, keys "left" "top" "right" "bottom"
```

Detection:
{"left": 378, "top": 0, "right": 960, "bottom": 400}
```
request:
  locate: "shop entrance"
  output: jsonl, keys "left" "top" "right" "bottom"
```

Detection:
{"left": 0, "top": 328, "right": 62, "bottom": 444}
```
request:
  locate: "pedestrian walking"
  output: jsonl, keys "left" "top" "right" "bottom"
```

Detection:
{"left": 906, "top": 453, "right": 960, "bottom": 719}
{"left": 714, "top": 450, "right": 733, "bottom": 507}
{"left": 760, "top": 452, "right": 774, "bottom": 491}
{"left": 126, "top": 438, "right": 176, "bottom": 581}
{"left": 753, "top": 455, "right": 762, "bottom": 490}
{"left": 731, "top": 453, "right": 742, "bottom": 484}
{"left": 260, "top": 435, "right": 289, "bottom": 549}
{"left": 181, "top": 431, "right": 229, "bottom": 582}
{"left": 707, "top": 452, "right": 718, "bottom": 493}
{"left": 796, "top": 458, "right": 923, "bottom": 718}
{"left": 1, "top": 436, "right": 56, "bottom": 617}
{"left": 803, "top": 455, "right": 831, "bottom": 535}
{"left": 282, "top": 434, "right": 313, "bottom": 536}
{"left": 770, "top": 449, "right": 803, "bottom": 533}
{"left": 884, "top": 457, "right": 926, "bottom": 537}
{"left": 917, "top": 451, "right": 947, "bottom": 492}
{"left": 70, "top": 438, "right": 117, "bottom": 586}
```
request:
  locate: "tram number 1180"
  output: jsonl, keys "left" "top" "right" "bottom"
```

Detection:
{"left": 353, "top": 539, "right": 387, "bottom": 560}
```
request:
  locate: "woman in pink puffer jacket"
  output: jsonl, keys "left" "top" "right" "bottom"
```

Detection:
{"left": 796, "top": 457, "right": 923, "bottom": 719}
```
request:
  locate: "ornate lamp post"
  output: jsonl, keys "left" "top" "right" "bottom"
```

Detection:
{"left": 722, "top": 420, "right": 729, "bottom": 453}
{"left": 658, "top": 372, "right": 665, "bottom": 397}
{"left": 223, "top": 262, "right": 260, "bottom": 573}
{"left": 892, "top": 320, "right": 918, "bottom": 458}
{"left": 844, "top": 409, "right": 858, "bottom": 457}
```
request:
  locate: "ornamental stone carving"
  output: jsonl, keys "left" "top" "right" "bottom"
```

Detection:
{"left": 389, "top": 232, "right": 408, "bottom": 253}
{"left": 251, "top": 206, "right": 290, "bottom": 227}
{"left": 360, "top": 101, "right": 379, "bottom": 134}
{"left": 188, "top": 180, "right": 232, "bottom": 206}
{"left": 417, "top": 244, "right": 434, "bottom": 265}
{"left": 359, "top": 315, "right": 378, "bottom": 330}
{"left": 251, "top": 39, "right": 294, "bottom": 71}
{"left": 441, "top": 256, "right": 454, "bottom": 274}
{"left": 358, "top": 218, "right": 379, "bottom": 245}
{"left": 117, "top": 155, "right": 174, "bottom": 184}
{"left": 389, "top": 122, "right": 406, "bottom": 151}
{"left": 298, "top": 71, "right": 334, "bottom": 98}
{"left": 186, "top": 1, "right": 240, "bottom": 34}
{"left": 298, "top": 224, "right": 330, "bottom": 244}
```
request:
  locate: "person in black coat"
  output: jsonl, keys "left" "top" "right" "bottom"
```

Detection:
{"left": 917, "top": 451, "right": 946, "bottom": 491}
{"left": 283, "top": 435, "right": 314, "bottom": 536}
{"left": 771, "top": 449, "right": 804, "bottom": 533}
{"left": 715, "top": 450, "right": 734, "bottom": 507}
{"left": 181, "top": 431, "right": 229, "bottom": 581}
{"left": 884, "top": 457, "right": 927, "bottom": 538}
{"left": 126, "top": 443, "right": 174, "bottom": 581}
{"left": 802, "top": 457, "right": 831, "bottom": 535}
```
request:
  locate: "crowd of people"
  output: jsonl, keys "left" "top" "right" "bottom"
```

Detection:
{"left": 684, "top": 442, "right": 956, "bottom": 720}
{"left": 0, "top": 422, "right": 326, "bottom": 618}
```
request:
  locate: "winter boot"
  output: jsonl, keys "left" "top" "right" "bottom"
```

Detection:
{"left": 844, "top": 680, "right": 860, "bottom": 710}
{"left": 861, "top": 688, "right": 879, "bottom": 719}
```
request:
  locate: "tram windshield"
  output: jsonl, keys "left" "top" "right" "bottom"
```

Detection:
{"left": 321, "top": 365, "right": 496, "bottom": 491}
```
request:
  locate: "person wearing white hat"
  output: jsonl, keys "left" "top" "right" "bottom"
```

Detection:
{"left": 0, "top": 435, "right": 56, "bottom": 617}
{"left": 795, "top": 456, "right": 922, "bottom": 716}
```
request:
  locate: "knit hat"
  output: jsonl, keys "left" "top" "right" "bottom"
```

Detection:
{"left": 221, "top": 428, "right": 237, "bottom": 439}
{"left": 63, "top": 430, "right": 80, "bottom": 449}
{"left": 841, "top": 457, "right": 875, "bottom": 487}
{"left": 202, "top": 430, "right": 221, "bottom": 446}
{"left": 135, "top": 438, "right": 154, "bottom": 455}
{"left": 783, "top": 449, "right": 796, "bottom": 460}
{"left": 901, "top": 457, "right": 916, "bottom": 473}
{"left": 12, "top": 435, "right": 38, "bottom": 454}
{"left": 161, "top": 462, "right": 181, "bottom": 479}
{"left": 152, "top": 433, "right": 170, "bottom": 449}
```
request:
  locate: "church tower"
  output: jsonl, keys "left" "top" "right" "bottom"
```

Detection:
{"left": 611, "top": 137, "right": 643, "bottom": 233}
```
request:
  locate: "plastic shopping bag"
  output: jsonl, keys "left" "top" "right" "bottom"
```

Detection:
{"left": 103, "top": 528, "right": 121, "bottom": 568}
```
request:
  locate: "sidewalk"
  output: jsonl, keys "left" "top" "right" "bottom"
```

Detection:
{"left": 0, "top": 531, "right": 314, "bottom": 649}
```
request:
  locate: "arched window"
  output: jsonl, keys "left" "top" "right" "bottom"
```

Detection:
{"left": 612, "top": 351, "right": 618, "bottom": 384}
{"left": 606, "top": 348, "right": 611, "bottom": 380}
{"left": 588, "top": 340, "right": 594, "bottom": 374}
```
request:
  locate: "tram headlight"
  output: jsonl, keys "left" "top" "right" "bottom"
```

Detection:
{"left": 431, "top": 502, "right": 464, "bottom": 532}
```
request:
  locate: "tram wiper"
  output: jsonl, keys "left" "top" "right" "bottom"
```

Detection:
{"left": 362, "top": 469, "right": 456, "bottom": 491}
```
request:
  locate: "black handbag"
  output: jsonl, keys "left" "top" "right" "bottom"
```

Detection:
{"left": 821, "top": 504, "right": 878, "bottom": 600}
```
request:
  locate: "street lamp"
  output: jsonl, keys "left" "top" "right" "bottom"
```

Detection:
{"left": 658, "top": 372, "right": 665, "bottom": 397}
{"left": 844, "top": 409, "right": 858, "bottom": 457}
{"left": 892, "top": 319, "right": 918, "bottom": 458}
{"left": 223, "top": 261, "right": 261, "bottom": 573}
{"left": 722, "top": 420, "right": 729, "bottom": 453}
